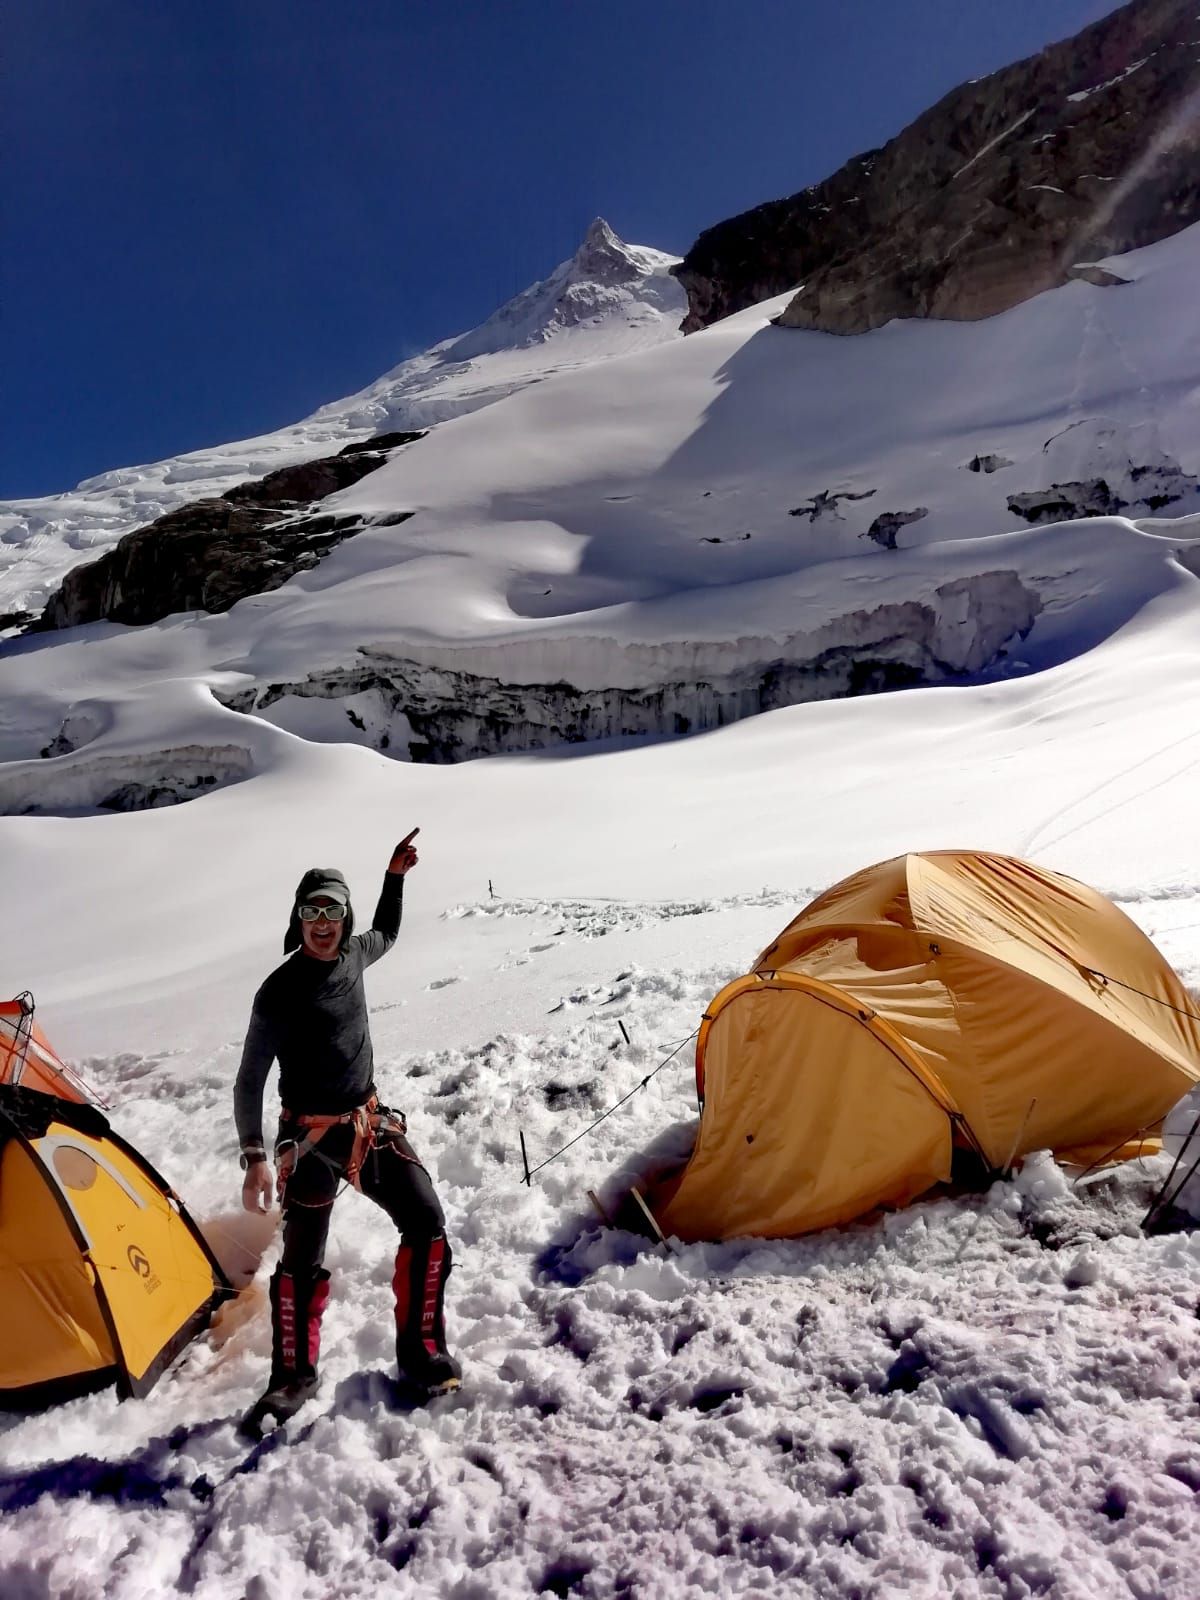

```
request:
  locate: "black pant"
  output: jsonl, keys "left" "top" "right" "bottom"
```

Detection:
{"left": 277, "top": 1117, "right": 445, "bottom": 1276}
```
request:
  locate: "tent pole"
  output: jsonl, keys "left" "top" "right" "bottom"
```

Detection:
{"left": 1002, "top": 1098, "right": 1037, "bottom": 1178}
{"left": 1143, "top": 1108, "right": 1200, "bottom": 1229}
{"left": 11, "top": 992, "right": 35, "bottom": 1088}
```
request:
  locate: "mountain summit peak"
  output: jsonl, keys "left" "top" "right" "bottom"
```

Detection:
{"left": 570, "top": 217, "right": 643, "bottom": 285}
{"left": 583, "top": 216, "right": 618, "bottom": 247}
{"left": 442, "top": 220, "right": 683, "bottom": 360}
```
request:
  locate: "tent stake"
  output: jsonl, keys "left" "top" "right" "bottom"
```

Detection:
{"left": 519, "top": 1129, "right": 532, "bottom": 1187}
{"left": 631, "top": 1186, "right": 673, "bottom": 1253}
{"left": 618, "top": 1020, "right": 630, "bottom": 1046}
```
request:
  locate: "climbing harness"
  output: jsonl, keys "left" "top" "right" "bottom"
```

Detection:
{"left": 275, "top": 1096, "right": 415, "bottom": 1203}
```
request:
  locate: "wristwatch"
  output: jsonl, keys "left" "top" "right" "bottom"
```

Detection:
{"left": 239, "top": 1146, "right": 267, "bottom": 1171}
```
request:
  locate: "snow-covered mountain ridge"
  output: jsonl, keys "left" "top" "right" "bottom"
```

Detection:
{"left": 3, "top": 224, "right": 1200, "bottom": 800}
{"left": 0, "top": 220, "right": 684, "bottom": 620}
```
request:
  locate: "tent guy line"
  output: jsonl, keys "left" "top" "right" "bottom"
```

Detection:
{"left": 1081, "top": 967, "right": 1200, "bottom": 1023}
{"left": 518, "top": 1027, "right": 700, "bottom": 1187}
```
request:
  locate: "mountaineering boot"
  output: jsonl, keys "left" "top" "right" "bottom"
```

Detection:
{"left": 393, "top": 1237, "right": 461, "bottom": 1394}
{"left": 239, "top": 1267, "right": 331, "bottom": 1438}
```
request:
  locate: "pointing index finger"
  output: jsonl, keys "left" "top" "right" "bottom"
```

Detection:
{"left": 398, "top": 827, "right": 420, "bottom": 848}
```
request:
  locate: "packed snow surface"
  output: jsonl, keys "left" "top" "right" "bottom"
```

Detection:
{"left": 1, "top": 229, "right": 1199, "bottom": 1597}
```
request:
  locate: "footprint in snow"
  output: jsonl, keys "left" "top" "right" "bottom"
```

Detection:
{"left": 426, "top": 976, "right": 461, "bottom": 991}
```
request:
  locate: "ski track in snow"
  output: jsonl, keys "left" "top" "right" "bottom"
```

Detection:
{"left": 1, "top": 902, "right": 1198, "bottom": 1599}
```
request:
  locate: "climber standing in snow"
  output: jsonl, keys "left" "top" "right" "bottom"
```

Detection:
{"left": 234, "top": 829, "right": 459, "bottom": 1431}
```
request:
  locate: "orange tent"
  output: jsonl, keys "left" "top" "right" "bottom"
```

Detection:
{"left": 651, "top": 852, "right": 1200, "bottom": 1241}
{"left": 1, "top": 994, "right": 100, "bottom": 1104}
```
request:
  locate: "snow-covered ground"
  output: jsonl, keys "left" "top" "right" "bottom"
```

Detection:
{"left": 1, "top": 226, "right": 1199, "bottom": 1597}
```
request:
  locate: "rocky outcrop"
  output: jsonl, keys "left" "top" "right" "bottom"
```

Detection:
{"left": 222, "top": 430, "right": 423, "bottom": 505}
{"left": 675, "top": 0, "right": 1200, "bottom": 335}
{"left": 1007, "top": 480, "right": 1128, "bottom": 524}
{"left": 789, "top": 488, "right": 877, "bottom": 522}
{"left": 217, "top": 571, "right": 1041, "bottom": 764}
{"left": 1006, "top": 462, "right": 1198, "bottom": 523}
{"left": 865, "top": 509, "right": 929, "bottom": 550}
{"left": 34, "top": 433, "right": 422, "bottom": 631}
{"left": 1004, "top": 433, "right": 1200, "bottom": 523}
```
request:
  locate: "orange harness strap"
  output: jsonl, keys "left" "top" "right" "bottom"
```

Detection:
{"left": 280, "top": 1096, "right": 406, "bottom": 1191}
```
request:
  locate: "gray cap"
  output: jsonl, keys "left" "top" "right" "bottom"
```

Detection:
{"left": 294, "top": 867, "right": 350, "bottom": 906}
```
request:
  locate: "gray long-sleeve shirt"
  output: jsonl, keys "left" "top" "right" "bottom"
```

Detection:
{"left": 234, "top": 874, "right": 404, "bottom": 1147}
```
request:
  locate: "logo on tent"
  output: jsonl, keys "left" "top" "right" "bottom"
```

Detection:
{"left": 127, "top": 1244, "right": 160, "bottom": 1292}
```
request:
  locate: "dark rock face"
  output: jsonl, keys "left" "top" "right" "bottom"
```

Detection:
{"left": 34, "top": 433, "right": 423, "bottom": 631}
{"left": 865, "top": 508, "right": 929, "bottom": 550}
{"left": 675, "top": 0, "right": 1200, "bottom": 335}
{"left": 1005, "top": 459, "right": 1198, "bottom": 522}
{"left": 1007, "top": 480, "right": 1128, "bottom": 523}
{"left": 789, "top": 488, "right": 877, "bottom": 522}
{"left": 224, "top": 432, "right": 426, "bottom": 505}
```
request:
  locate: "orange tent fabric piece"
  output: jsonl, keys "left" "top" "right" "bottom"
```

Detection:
{"left": 653, "top": 852, "right": 1200, "bottom": 1241}
{"left": 0, "top": 997, "right": 99, "bottom": 1104}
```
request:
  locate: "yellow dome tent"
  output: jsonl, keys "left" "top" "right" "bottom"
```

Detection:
{"left": 1, "top": 996, "right": 230, "bottom": 1407}
{"left": 651, "top": 852, "right": 1200, "bottom": 1242}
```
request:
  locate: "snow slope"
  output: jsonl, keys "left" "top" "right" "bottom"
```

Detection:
{"left": 1, "top": 230, "right": 1199, "bottom": 1598}
{"left": 1, "top": 584, "right": 1199, "bottom": 1599}
{"left": 0, "top": 220, "right": 685, "bottom": 618}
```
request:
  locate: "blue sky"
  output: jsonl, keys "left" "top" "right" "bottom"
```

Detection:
{"left": 3, "top": 0, "right": 1113, "bottom": 498}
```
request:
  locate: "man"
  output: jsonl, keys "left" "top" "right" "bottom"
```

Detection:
{"left": 235, "top": 829, "right": 459, "bottom": 1432}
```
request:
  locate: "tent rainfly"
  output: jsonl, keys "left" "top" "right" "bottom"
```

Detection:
{"left": 648, "top": 851, "right": 1200, "bottom": 1242}
{"left": 1, "top": 996, "right": 230, "bottom": 1407}
{"left": 0, "top": 993, "right": 99, "bottom": 1103}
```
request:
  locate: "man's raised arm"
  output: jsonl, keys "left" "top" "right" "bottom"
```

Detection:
{"left": 359, "top": 829, "right": 420, "bottom": 966}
